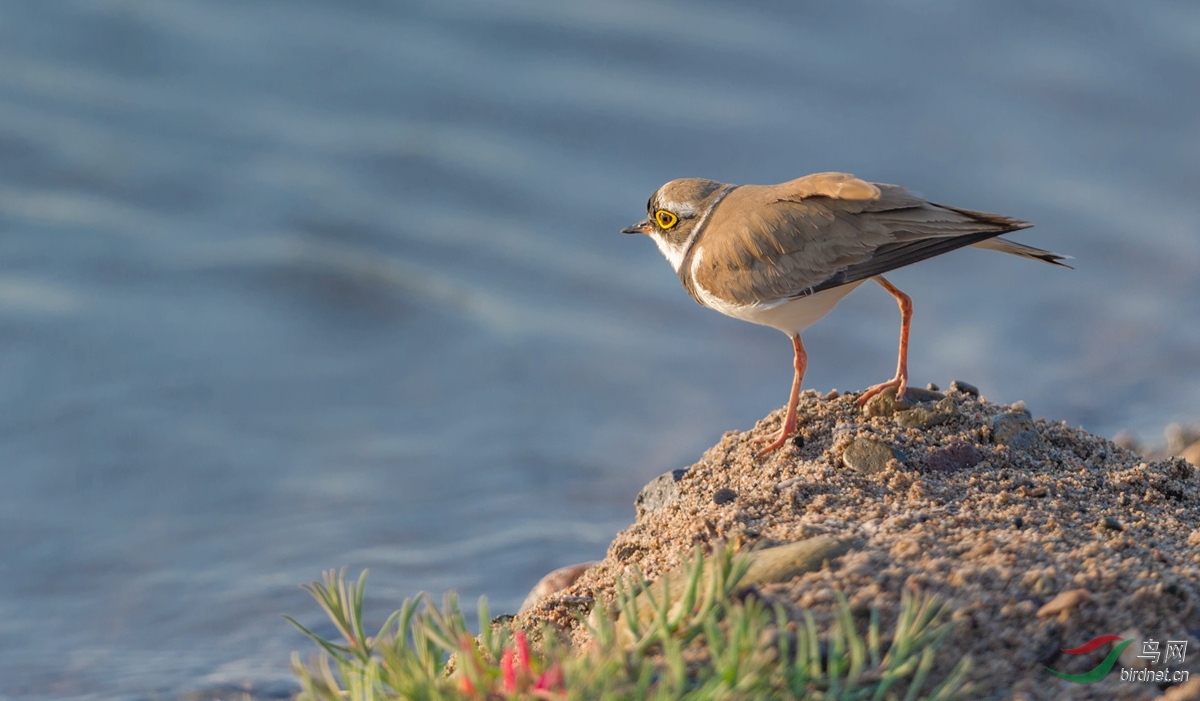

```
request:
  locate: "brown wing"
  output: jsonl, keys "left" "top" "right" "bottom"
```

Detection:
{"left": 691, "top": 173, "right": 1032, "bottom": 305}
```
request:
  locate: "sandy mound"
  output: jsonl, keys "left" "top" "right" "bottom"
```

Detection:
{"left": 521, "top": 385, "right": 1200, "bottom": 700}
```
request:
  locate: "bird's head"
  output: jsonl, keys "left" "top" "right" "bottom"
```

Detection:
{"left": 621, "top": 178, "right": 728, "bottom": 272}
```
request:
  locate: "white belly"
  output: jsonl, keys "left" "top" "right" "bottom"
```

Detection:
{"left": 695, "top": 279, "right": 865, "bottom": 336}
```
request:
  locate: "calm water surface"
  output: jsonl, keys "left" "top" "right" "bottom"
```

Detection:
{"left": 1, "top": 1, "right": 1198, "bottom": 698}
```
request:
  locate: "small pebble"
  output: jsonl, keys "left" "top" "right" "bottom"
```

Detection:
{"left": 904, "top": 387, "right": 946, "bottom": 402}
{"left": 1013, "top": 516, "right": 1024, "bottom": 529}
{"left": 862, "top": 386, "right": 944, "bottom": 417}
{"left": 926, "top": 382, "right": 940, "bottom": 391}
{"left": 1102, "top": 516, "right": 1123, "bottom": 531}
{"left": 1036, "top": 588, "right": 1091, "bottom": 618}
{"left": 1030, "top": 486, "right": 1049, "bottom": 498}
{"left": 635, "top": 469, "right": 688, "bottom": 513}
{"left": 1112, "top": 430, "right": 1140, "bottom": 452}
{"left": 712, "top": 488, "right": 738, "bottom": 505}
{"left": 1010, "top": 400, "right": 1030, "bottom": 416}
{"left": 896, "top": 396, "right": 959, "bottom": 429}
{"left": 843, "top": 437, "right": 906, "bottom": 474}
{"left": 775, "top": 476, "right": 803, "bottom": 491}
{"left": 926, "top": 441, "right": 983, "bottom": 473}
{"left": 825, "top": 389, "right": 840, "bottom": 400}
{"left": 991, "top": 412, "right": 1037, "bottom": 450}
{"left": 949, "top": 379, "right": 979, "bottom": 396}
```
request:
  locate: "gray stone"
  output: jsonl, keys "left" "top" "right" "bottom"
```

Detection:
{"left": 861, "top": 386, "right": 945, "bottom": 417}
{"left": 991, "top": 412, "right": 1038, "bottom": 450}
{"left": 896, "top": 397, "right": 960, "bottom": 429}
{"left": 636, "top": 468, "right": 688, "bottom": 513}
{"left": 712, "top": 488, "right": 738, "bottom": 505}
{"left": 843, "top": 437, "right": 906, "bottom": 474}
{"left": 900, "top": 386, "right": 946, "bottom": 404}
{"left": 1102, "top": 516, "right": 1124, "bottom": 531}
{"left": 949, "top": 380, "right": 979, "bottom": 396}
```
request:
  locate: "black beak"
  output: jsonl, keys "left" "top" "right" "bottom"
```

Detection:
{"left": 621, "top": 220, "right": 653, "bottom": 235}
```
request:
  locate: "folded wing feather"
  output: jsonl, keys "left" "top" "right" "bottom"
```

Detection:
{"left": 692, "top": 173, "right": 1061, "bottom": 307}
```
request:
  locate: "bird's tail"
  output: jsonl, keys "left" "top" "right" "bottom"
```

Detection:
{"left": 971, "top": 236, "right": 1073, "bottom": 268}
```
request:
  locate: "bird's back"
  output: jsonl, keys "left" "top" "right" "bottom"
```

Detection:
{"left": 685, "top": 173, "right": 1059, "bottom": 308}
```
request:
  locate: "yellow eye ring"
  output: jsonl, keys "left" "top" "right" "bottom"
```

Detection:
{"left": 654, "top": 209, "right": 678, "bottom": 229}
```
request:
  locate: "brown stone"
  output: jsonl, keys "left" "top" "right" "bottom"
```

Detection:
{"left": 926, "top": 441, "right": 983, "bottom": 473}
{"left": 1156, "top": 677, "right": 1200, "bottom": 701}
{"left": 517, "top": 562, "right": 599, "bottom": 615}
{"left": 1181, "top": 440, "right": 1200, "bottom": 467}
{"left": 1036, "top": 588, "right": 1091, "bottom": 618}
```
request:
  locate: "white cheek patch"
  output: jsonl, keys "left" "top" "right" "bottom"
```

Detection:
{"left": 650, "top": 233, "right": 686, "bottom": 272}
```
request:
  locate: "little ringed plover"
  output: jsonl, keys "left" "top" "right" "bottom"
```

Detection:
{"left": 622, "top": 172, "right": 1068, "bottom": 458}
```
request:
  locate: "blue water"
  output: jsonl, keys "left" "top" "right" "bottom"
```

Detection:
{"left": 1, "top": 1, "right": 1197, "bottom": 698}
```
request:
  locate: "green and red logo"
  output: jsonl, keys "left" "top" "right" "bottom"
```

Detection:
{"left": 1045, "top": 635, "right": 1132, "bottom": 683}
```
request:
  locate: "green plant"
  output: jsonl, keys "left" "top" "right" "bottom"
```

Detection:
{"left": 287, "top": 551, "right": 976, "bottom": 700}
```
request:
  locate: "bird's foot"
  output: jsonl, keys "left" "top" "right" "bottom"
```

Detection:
{"left": 856, "top": 375, "right": 908, "bottom": 407}
{"left": 752, "top": 417, "right": 803, "bottom": 458}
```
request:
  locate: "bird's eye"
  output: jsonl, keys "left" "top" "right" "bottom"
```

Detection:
{"left": 654, "top": 209, "right": 678, "bottom": 229}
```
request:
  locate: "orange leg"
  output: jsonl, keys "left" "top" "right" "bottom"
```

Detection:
{"left": 754, "top": 334, "right": 807, "bottom": 458}
{"left": 857, "top": 276, "right": 912, "bottom": 407}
